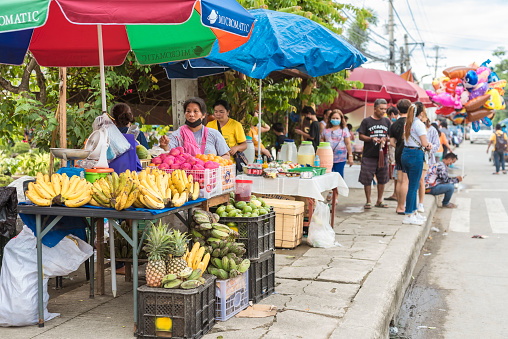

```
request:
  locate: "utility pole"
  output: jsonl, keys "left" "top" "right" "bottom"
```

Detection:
{"left": 404, "top": 34, "right": 410, "bottom": 71}
{"left": 400, "top": 47, "right": 404, "bottom": 74}
{"left": 388, "top": 0, "right": 395, "bottom": 72}
{"left": 434, "top": 46, "right": 440, "bottom": 79}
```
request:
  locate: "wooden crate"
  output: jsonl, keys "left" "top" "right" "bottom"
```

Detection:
{"left": 263, "top": 199, "right": 304, "bottom": 249}
{"left": 255, "top": 194, "right": 311, "bottom": 220}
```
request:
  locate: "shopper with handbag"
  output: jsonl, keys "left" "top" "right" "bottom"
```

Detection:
{"left": 401, "top": 102, "right": 432, "bottom": 225}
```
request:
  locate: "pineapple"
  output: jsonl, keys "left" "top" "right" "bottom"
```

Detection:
{"left": 144, "top": 222, "right": 171, "bottom": 287}
{"left": 166, "top": 229, "right": 189, "bottom": 275}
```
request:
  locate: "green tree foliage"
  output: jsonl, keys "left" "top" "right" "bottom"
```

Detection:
{"left": 491, "top": 47, "right": 508, "bottom": 125}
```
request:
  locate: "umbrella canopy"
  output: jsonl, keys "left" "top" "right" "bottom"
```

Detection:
{"left": 407, "top": 81, "right": 434, "bottom": 108}
{"left": 0, "top": 0, "right": 255, "bottom": 66}
{"left": 205, "top": 9, "right": 366, "bottom": 79}
{"left": 345, "top": 68, "right": 418, "bottom": 103}
{"left": 162, "top": 59, "right": 230, "bottom": 79}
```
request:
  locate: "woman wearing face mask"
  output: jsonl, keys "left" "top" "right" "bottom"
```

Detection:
{"left": 321, "top": 109, "right": 353, "bottom": 178}
{"left": 207, "top": 99, "right": 247, "bottom": 157}
{"left": 159, "top": 97, "right": 230, "bottom": 158}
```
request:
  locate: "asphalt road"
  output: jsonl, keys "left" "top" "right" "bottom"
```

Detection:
{"left": 395, "top": 140, "right": 508, "bottom": 338}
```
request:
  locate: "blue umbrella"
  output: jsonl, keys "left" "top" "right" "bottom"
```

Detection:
{"left": 161, "top": 59, "right": 230, "bottom": 79}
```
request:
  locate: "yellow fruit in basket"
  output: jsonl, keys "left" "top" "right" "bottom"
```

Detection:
{"left": 191, "top": 182, "right": 200, "bottom": 200}
{"left": 155, "top": 317, "right": 172, "bottom": 332}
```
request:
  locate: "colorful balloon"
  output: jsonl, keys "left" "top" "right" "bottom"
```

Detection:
{"left": 489, "top": 80, "right": 507, "bottom": 96}
{"left": 469, "top": 82, "right": 489, "bottom": 99}
{"left": 467, "top": 108, "right": 491, "bottom": 123}
{"left": 464, "top": 70, "right": 478, "bottom": 88}
{"left": 482, "top": 117, "right": 493, "bottom": 127}
{"left": 460, "top": 90, "right": 470, "bottom": 105}
{"left": 476, "top": 66, "right": 491, "bottom": 83}
{"left": 484, "top": 89, "right": 506, "bottom": 110}
{"left": 427, "top": 90, "right": 462, "bottom": 109}
{"left": 464, "top": 94, "right": 490, "bottom": 112}
{"left": 443, "top": 66, "right": 476, "bottom": 79}
{"left": 472, "top": 121, "right": 480, "bottom": 132}
{"left": 435, "top": 106, "right": 456, "bottom": 116}
{"left": 488, "top": 71, "right": 499, "bottom": 83}
{"left": 445, "top": 78, "right": 461, "bottom": 95}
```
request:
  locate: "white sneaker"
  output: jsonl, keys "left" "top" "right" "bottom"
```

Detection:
{"left": 418, "top": 203, "right": 425, "bottom": 213}
{"left": 415, "top": 213, "right": 427, "bottom": 222}
{"left": 402, "top": 214, "right": 424, "bottom": 225}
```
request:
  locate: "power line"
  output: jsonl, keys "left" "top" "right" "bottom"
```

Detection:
{"left": 391, "top": 5, "right": 416, "bottom": 43}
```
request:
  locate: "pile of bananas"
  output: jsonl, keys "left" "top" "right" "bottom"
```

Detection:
{"left": 25, "top": 173, "right": 92, "bottom": 208}
{"left": 183, "top": 242, "right": 211, "bottom": 273}
{"left": 90, "top": 171, "right": 140, "bottom": 210}
{"left": 131, "top": 168, "right": 200, "bottom": 210}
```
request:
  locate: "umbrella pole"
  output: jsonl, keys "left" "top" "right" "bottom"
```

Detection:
{"left": 257, "top": 78, "right": 263, "bottom": 163}
{"left": 97, "top": 25, "right": 107, "bottom": 113}
{"left": 364, "top": 92, "right": 367, "bottom": 118}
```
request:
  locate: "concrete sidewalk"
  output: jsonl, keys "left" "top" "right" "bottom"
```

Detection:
{"left": 2, "top": 184, "right": 437, "bottom": 339}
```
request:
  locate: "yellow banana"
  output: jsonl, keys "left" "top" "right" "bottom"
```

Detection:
{"left": 133, "top": 197, "right": 145, "bottom": 208}
{"left": 193, "top": 247, "right": 206, "bottom": 270}
{"left": 98, "top": 178, "right": 111, "bottom": 198}
{"left": 140, "top": 180, "right": 163, "bottom": 201}
{"left": 125, "top": 169, "right": 131, "bottom": 178}
{"left": 66, "top": 180, "right": 89, "bottom": 200}
{"left": 192, "top": 182, "right": 200, "bottom": 200}
{"left": 60, "top": 174, "right": 70, "bottom": 197}
{"left": 26, "top": 190, "right": 52, "bottom": 206}
{"left": 123, "top": 187, "right": 139, "bottom": 209}
{"left": 165, "top": 186, "right": 172, "bottom": 201}
{"left": 65, "top": 176, "right": 81, "bottom": 199}
{"left": 115, "top": 191, "right": 129, "bottom": 210}
{"left": 181, "top": 171, "right": 188, "bottom": 186}
{"left": 65, "top": 192, "right": 92, "bottom": 208}
{"left": 138, "top": 170, "right": 146, "bottom": 182}
{"left": 116, "top": 173, "right": 127, "bottom": 197}
{"left": 91, "top": 186, "right": 109, "bottom": 204}
{"left": 33, "top": 183, "right": 53, "bottom": 200}
{"left": 51, "top": 174, "right": 61, "bottom": 195}
{"left": 175, "top": 180, "right": 185, "bottom": 194}
{"left": 37, "top": 173, "right": 55, "bottom": 197}
{"left": 155, "top": 174, "right": 164, "bottom": 197}
{"left": 43, "top": 174, "right": 50, "bottom": 184}
{"left": 143, "top": 194, "right": 165, "bottom": 209}
{"left": 146, "top": 174, "right": 159, "bottom": 194}
{"left": 89, "top": 197, "right": 101, "bottom": 207}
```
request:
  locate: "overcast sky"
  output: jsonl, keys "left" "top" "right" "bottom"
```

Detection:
{"left": 343, "top": 0, "right": 508, "bottom": 86}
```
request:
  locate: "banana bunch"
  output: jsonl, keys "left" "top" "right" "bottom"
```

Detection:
{"left": 25, "top": 172, "right": 92, "bottom": 208}
{"left": 183, "top": 242, "right": 211, "bottom": 275}
{"left": 90, "top": 170, "right": 140, "bottom": 210}
{"left": 129, "top": 168, "right": 200, "bottom": 210}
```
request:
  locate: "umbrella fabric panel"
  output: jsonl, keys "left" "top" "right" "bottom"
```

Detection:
{"left": 206, "top": 9, "right": 366, "bottom": 79}
{"left": 0, "top": 0, "right": 49, "bottom": 33}
{"left": 200, "top": 0, "right": 254, "bottom": 37}
{"left": 0, "top": 30, "right": 33, "bottom": 65}
{"left": 127, "top": 9, "right": 217, "bottom": 65}
{"left": 161, "top": 59, "right": 230, "bottom": 79}
{"left": 407, "top": 81, "right": 434, "bottom": 107}
{"left": 347, "top": 68, "right": 417, "bottom": 97}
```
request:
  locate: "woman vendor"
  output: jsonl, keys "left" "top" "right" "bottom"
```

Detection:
{"left": 207, "top": 99, "right": 247, "bottom": 157}
{"left": 111, "top": 102, "right": 149, "bottom": 149}
{"left": 159, "top": 97, "right": 230, "bottom": 158}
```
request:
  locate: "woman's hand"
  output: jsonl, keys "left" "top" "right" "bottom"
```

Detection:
{"left": 425, "top": 142, "right": 433, "bottom": 150}
{"left": 347, "top": 155, "right": 354, "bottom": 166}
{"left": 159, "top": 135, "right": 169, "bottom": 151}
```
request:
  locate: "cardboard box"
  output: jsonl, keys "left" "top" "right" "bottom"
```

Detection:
{"left": 263, "top": 199, "right": 304, "bottom": 249}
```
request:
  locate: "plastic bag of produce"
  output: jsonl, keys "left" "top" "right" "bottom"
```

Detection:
{"left": 0, "top": 226, "right": 92, "bottom": 326}
{"left": 92, "top": 113, "right": 131, "bottom": 161}
{"left": 0, "top": 187, "right": 17, "bottom": 238}
{"left": 307, "top": 201, "right": 336, "bottom": 248}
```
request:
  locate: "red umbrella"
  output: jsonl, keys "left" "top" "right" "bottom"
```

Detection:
{"left": 346, "top": 68, "right": 418, "bottom": 103}
{"left": 407, "top": 81, "right": 435, "bottom": 108}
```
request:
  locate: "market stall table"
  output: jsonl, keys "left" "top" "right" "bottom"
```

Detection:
{"left": 236, "top": 172, "right": 349, "bottom": 225}
{"left": 18, "top": 198, "right": 205, "bottom": 331}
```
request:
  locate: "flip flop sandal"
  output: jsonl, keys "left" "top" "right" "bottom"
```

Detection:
{"left": 364, "top": 203, "right": 372, "bottom": 210}
{"left": 375, "top": 202, "right": 389, "bottom": 208}
{"left": 396, "top": 211, "right": 405, "bottom": 215}
{"left": 443, "top": 203, "right": 457, "bottom": 208}
{"left": 384, "top": 196, "right": 397, "bottom": 201}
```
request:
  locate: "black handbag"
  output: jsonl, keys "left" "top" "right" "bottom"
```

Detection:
{"left": 217, "top": 120, "right": 247, "bottom": 172}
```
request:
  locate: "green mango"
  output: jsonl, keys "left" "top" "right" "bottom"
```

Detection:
{"left": 258, "top": 197, "right": 266, "bottom": 207}
{"left": 250, "top": 195, "right": 258, "bottom": 200}
{"left": 235, "top": 201, "right": 247, "bottom": 209}
{"left": 216, "top": 205, "right": 226, "bottom": 214}
{"left": 219, "top": 211, "right": 228, "bottom": 218}
{"left": 243, "top": 212, "right": 252, "bottom": 218}
{"left": 242, "top": 206, "right": 253, "bottom": 213}
{"left": 226, "top": 222, "right": 237, "bottom": 228}
{"left": 258, "top": 208, "right": 268, "bottom": 215}
{"left": 228, "top": 209, "right": 238, "bottom": 217}
{"left": 225, "top": 204, "right": 236, "bottom": 212}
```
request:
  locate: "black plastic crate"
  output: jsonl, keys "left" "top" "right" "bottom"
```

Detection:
{"left": 137, "top": 274, "right": 216, "bottom": 339}
{"left": 249, "top": 250, "right": 275, "bottom": 303}
{"left": 216, "top": 211, "right": 275, "bottom": 259}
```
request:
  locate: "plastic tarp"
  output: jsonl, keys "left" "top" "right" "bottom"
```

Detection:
{"left": 206, "top": 9, "right": 366, "bottom": 79}
{"left": 0, "top": 187, "right": 17, "bottom": 238}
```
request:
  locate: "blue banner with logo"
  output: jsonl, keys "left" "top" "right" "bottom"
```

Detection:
{"left": 201, "top": 0, "right": 255, "bottom": 37}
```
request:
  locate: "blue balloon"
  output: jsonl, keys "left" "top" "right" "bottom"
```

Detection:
{"left": 481, "top": 117, "right": 492, "bottom": 127}
{"left": 472, "top": 121, "right": 480, "bottom": 132}
{"left": 480, "top": 59, "right": 491, "bottom": 67}
{"left": 464, "top": 70, "right": 478, "bottom": 89}
{"left": 488, "top": 70, "right": 499, "bottom": 83}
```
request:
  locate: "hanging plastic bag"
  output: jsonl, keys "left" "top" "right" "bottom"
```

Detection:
{"left": 307, "top": 201, "right": 337, "bottom": 248}
{"left": 0, "top": 187, "right": 17, "bottom": 238}
{"left": 92, "top": 113, "right": 131, "bottom": 161}
{"left": 0, "top": 226, "right": 92, "bottom": 326}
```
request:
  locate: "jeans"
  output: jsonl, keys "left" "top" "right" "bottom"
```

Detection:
{"left": 401, "top": 148, "right": 424, "bottom": 214}
{"left": 429, "top": 183, "right": 455, "bottom": 206}
{"left": 332, "top": 162, "right": 346, "bottom": 178}
{"left": 493, "top": 150, "right": 505, "bottom": 173}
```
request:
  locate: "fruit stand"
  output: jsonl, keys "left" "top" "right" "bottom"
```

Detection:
{"left": 17, "top": 198, "right": 205, "bottom": 329}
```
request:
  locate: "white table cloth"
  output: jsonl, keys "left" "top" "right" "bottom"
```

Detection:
{"left": 237, "top": 172, "right": 349, "bottom": 201}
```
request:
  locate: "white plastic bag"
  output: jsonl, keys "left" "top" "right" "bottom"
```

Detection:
{"left": 307, "top": 201, "right": 336, "bottom": 248}
{"left": 92, "top": 113, "right": 130, "bottom": 160}
{"left": 0, "top": 226, "right": 93, "bottom": 326}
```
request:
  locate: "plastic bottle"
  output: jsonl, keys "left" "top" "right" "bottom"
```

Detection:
{"left": 314, "top": 154, "right": 320, "bottom": 167}
{"left": 244, "top": 136, "right": 256, "bottom": 165}
{"left": 284, "top": 139, "right": 298, "bottom": 164}
{"left": 298, "top": 141, "right": 315, "bottom": 166}
{"left": 316, "top": 142, "right": 333, "bottom": 173}
{"left": 126, "top": 123, "right": 140, "bottom": 139}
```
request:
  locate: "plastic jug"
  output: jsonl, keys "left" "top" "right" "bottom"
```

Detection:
{"left": 316, "top": 142, "right": 333, "bottom": 173}
{"left": 282, "top": 139, "right": 298, "bottom": 164}
{"left": 235, "top": 179, "right": 253, "bottom": 202}
{"left": 298, "top": 141, "right": 315, "bottom": 166}
{"left": 244, "top": 136, "right": 256, "bottom": 165}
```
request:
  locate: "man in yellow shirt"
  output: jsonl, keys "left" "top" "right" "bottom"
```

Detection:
{"left": 207, "top": 100, "right": 247, "bottom": 156}
{"left": 486, "top": 124, "right": 508, "bottom": 174}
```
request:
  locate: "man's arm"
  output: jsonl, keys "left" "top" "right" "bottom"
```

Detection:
{"left": 436, "top": 162, "right": 459, "bottom": 184}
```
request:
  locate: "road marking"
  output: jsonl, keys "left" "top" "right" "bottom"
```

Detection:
{"left": 449, "top": 198, "right": 471, "bottom": 233}
{"left": 485, "top": 198, "right": 508, "bottom": 234}
{"left": 467, "top": 189, "right": 508, "bottom": 192}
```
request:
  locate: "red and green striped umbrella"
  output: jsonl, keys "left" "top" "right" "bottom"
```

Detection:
{"left": 0, "top": 0, "right": 255, "bottom": 66}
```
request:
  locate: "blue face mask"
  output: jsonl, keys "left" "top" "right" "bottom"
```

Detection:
{"left": 391, "top": 117, "right": 397, "bottom": 122}
{"left": 330, "top": 119, "right": 341, "bottom": 126}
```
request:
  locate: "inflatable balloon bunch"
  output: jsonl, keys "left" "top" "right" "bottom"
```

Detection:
{"left": 426, "top": 60, "right": 506, "bottom": 131}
